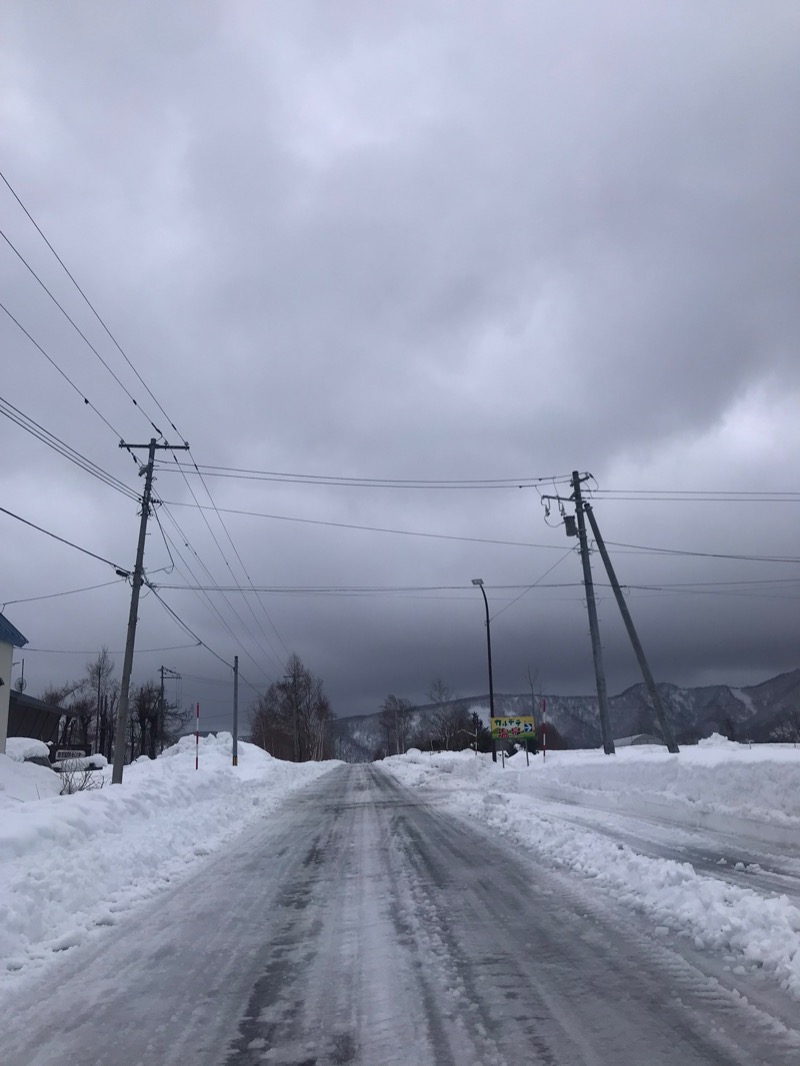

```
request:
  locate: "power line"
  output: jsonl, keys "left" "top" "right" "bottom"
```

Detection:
{"left": 0, "top": 504, "right": 126, "bottom": 571}
{"left": 144, "top": 582, "right": 234, "bottom": 672}
{"left": 3, "top": 171, "right": 292, "bottom": 675}
{"left": 23, "top": 643, "right": 201, "bottom": 655}
{"left": 144, "top": 583, "right": 265, "bottom": 699}
{"left": 159, "top": 500, "right": 557, "bottom": 549}
{"left": 489, "top": 548, "right": 577, "bottom": 623}
{"left": 0, "top": 224, "right": 164, "bottom": 436}
{"left": 2, "top": 580, "right": 121, "bottom": 608}
{"left": 0, "top": 395, "right": 140, "bottom": 501}
{"left": 605, "top": 539, "right": 800, "bottom": 565}
{"left": 158, "top": 464, "right": 575, "bottom": 489}
{"left": 156, "top": 505, "right": 286, "bottom": 676}
{"left": 164, "top": 452, "right": 290, "bottom": 666}
{"left": 591, "top": 490, "right": 800, "bottom": 503}
{"left": 0, "top": 168, "right": 183, "bottom": 440}
{"left": 0, "top": 301, "right": 136, "bottom": 454}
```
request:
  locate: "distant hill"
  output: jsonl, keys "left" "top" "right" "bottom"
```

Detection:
{"left": 330, "top": 668, "right": 800, "bottom": 762}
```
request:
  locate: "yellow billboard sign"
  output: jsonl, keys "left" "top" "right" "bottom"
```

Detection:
{"left": 491, "top": 716, "right": 536, "bottom": 740}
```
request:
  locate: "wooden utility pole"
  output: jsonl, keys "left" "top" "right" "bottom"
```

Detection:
{"left": 112, "top": 438, "right": 190, "bottom": 784}
{"left": 583, "top": 503, "right": 679, "bottom": 753}
{"left": 572, "top": 471, "right": 615, "bottom": 754}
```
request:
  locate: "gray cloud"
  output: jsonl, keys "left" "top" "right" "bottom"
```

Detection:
{"left": 1, "top": 1, "right": 798, "bottom": 727}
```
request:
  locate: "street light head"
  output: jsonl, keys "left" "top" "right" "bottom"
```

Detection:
{"left": 471, "top": 578, "right": 484, "bottom": 586}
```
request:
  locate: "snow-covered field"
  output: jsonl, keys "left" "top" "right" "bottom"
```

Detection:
{"left": 0, "top": 734, "right": 337, "bottom": 988}
{"left": 382, "top": 736, "right": 800, "bottom": 1001}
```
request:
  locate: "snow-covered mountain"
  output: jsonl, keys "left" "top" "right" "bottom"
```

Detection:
{"left": 331, "top": 668, "right": 800, "bottom": 760}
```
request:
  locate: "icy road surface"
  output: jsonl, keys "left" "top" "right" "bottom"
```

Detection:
{"left": 3, "top": 763, "right": 799, "bottom": 1065}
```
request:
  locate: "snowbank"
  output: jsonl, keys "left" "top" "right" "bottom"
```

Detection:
{"left": 0, "top": 733, "right": 338, "bottom": 986}
{"left": 382, "top": 741, "right": 800, "bottom": 1000}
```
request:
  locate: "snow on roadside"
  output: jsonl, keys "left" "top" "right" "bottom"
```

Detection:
{"left": 381, "top": 739, "right": 800, "bottom": 999}
{"left": 0, "top": 733, "right": 338, "bottom": 987}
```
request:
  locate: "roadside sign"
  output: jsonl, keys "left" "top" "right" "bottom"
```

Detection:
{"left": 491, "top": 716, "right": 536, "bottom": 740}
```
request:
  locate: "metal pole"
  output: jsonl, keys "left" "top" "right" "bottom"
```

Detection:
{"left": 572, "top": 471, "right": 615, "bottom": 754}
{"left": 112, "top": 440, "right": 157, "bottom": 784}
{"left": 472, "top": 579, "right": 497, "bottom": 763}
{"left": 584, "top": 503, "right": 679, "bottom": 754}
{"left": 232, "top": 655, "right": 239, "bottom": 767}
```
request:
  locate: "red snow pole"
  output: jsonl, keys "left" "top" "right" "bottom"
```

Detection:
{"left": 195, "top": 702, "right": 200, "bottom": 770}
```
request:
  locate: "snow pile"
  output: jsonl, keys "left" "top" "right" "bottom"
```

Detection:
{"left": 382, "top": 743, "right": 800, "bottom": 999}
{"left": 1, "top": 740, "right": 62, "bottom": 804}
{"left": 0, "top": 733, "right": 337, "bottom": 985}
{"left": 5, "top": 737, "right": 51, "bottom": 763}
{"left": 503, "top": 739, "right": 800, "bottom": 836}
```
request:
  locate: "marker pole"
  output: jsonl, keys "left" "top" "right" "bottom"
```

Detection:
{"left": 542, "top": 698, "right": 547, "bottom": 761}
{"left": 195, "top": 703, "right": 200, "bottom": 770}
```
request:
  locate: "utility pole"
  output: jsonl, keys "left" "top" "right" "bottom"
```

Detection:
{"left": 112, "top": 438, "right": 190, "bottom": 784}
{"left": 232, "top": 655, "right": 239, "bottom": 767}
{"left": 583, "top": 503, "right": 679, "bottom": 754}
{"left": 572, "top": 471, "right": 615, "bottom": 754}
{"left": 158, "top": 665, "right": 181, "bottom": 755}
{"left": 159, "top": 665, "right": 165, "bottom": 755}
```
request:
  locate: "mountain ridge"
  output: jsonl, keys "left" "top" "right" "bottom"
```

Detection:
{"left": 330, "top": 668, "right": 800, "bottom": 762}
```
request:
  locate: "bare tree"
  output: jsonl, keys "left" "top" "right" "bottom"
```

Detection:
{"left": 86, "top": 647, "right": 115, "bottom": 756}
{"left": 771, "top": 708, "right": 800, "bottom": 744}
{"left": 133, "top": 682, "right": 161, "bottom": 759}
{"left": 379, "top": 694, "right": 414, "bottom": 756}
{"left": 427, "top": 678, "right": 471, "bottom": 750}
{"left": 250, "top": 653, "right": 334, "bottom": 761}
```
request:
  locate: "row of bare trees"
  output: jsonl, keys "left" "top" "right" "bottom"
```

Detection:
{"left": 374, "top": 678, "right": 567, "bottom": 759}
{"left": 374, "top": 679, "right": 494, "bottom": 758}
{"left": 41, "top": 648, "right": 190, "bottom": 761}
{"left": 249, "top": 653, "right": 335, "bottom": 761}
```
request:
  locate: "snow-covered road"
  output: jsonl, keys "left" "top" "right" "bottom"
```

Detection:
{"left": 2, "top": 762, "right": 798, "bottom": 1065}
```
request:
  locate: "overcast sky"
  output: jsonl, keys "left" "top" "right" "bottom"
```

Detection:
{"left": 1, "top": 1, "right": 799, "bottom": 729}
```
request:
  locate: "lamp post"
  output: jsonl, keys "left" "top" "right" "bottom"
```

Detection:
{"left": 471, "top": 578, "right": 497, "bottom": 763}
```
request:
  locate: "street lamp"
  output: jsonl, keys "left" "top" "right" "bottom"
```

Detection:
{"left": 471, "top": 578, "right": 497, "bottom": 763}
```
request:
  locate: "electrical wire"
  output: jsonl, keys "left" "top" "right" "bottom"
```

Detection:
{"left": 0, "top": 505, "right": 125, "bottom": 571}
{"left": 2, "top": 171, "right": 294, "bottom": 673}
{"left": 604, "top": 539, "right": 800, "bottom": 565}
{"left": 23, "top": 643, "right": 201, "bottom": 654}
{"left": 0, "top": 301, "right": 136, "bottom": 454}
{"left": 0, "top": 168, "right": 183, "bottom": 440}
{"left": 144, "top": 582, "right": 235, "bottom": 671}
{"left": 489, "top": 548, "right": 577, "bottom": 623}
{"left": 0, "top": 225, "right": 164, "bottom": 436}
{"left": 158, "top": 464, "right": 575, "bottom": 489}
{"left": 158, "top": 500, "right": 558, "bottom": 549}
{"left": 154, "top": 507, "right": 285, "bottom": 677}
{"left": 591, "top": 490, "right": 800, "bottom": 503}
{"left": 163, "top": 453, "right": 290, "bottom": 665}
{"left": 0, "top": 396, "right": 140, "bottom": 501}
{"left": 144, "top": 583, "right": 266, "bottom": 698}
{"left": 2, "top": 580, "right": 121, "bottom": 608}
